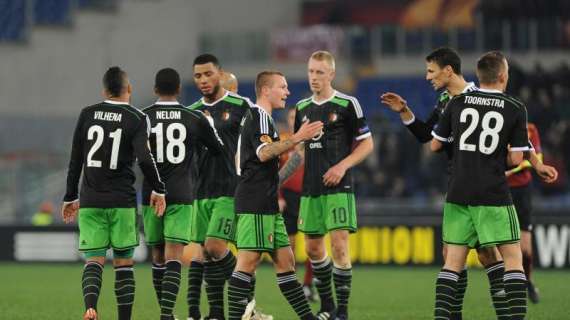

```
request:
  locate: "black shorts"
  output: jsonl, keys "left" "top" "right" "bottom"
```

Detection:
{"left": 282, "top": 189, "right": 301, "bottom": 235}
{"left": 510, "top": 185, "right": 533, "bottom": 232}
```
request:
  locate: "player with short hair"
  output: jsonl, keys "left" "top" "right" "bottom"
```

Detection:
{"left": 381, "top": 47, "right": 505, "bottom": 319}
{"left": 281, "top": 51, "right": 374, "bottom": 320}
{"left": 431, "top": 51, "right": 529, "bottom": 320}
{"left": 62, "top": 66, "right": 166, "bottom": 320}
{"left": 187, "top": 54, "right": 251, "bottom": 320}
{"left": 142, "top": 68, "right": 224, "bottom": 320}
{"left": 227, "top": 70, "right": 323, "bottom": 320}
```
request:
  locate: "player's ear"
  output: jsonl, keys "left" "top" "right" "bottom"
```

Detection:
{"left": 127, "top": 83, "right": 132, "bottom": 95}
{"left": 176, "top": 85, "right": 181, "bottom": 95}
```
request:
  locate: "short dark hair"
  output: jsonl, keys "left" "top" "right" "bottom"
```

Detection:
{"left": 255, "top": 70, "right": 284, "bottom": 97}
{"left": 103, "top": 66, "right": 128, "bottom": 97}
{"left": 477, "top": 51, "right": 507, "bottom": 84}
{"left": 425, "top": 47, "right": 462, "bottom": 75}
{"left": 193, "top": 54, "right": 220, "bottom": 68}
{"left": 155, "top": 68, "right": 180, "bottom": 96}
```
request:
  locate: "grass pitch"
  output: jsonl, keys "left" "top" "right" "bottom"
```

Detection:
{"left": 0, "top": 263, "right": 568, "bottom": 319}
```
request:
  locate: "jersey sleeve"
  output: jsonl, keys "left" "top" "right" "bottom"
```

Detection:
{"left": 431, "top": 99, "right": 454, "bottom": 142}
{"left": 509, "top": 105, "right": 530, "bottom": 151}
{"left": 195, "top": 111, "right": 224, "bottom": 155}
{"left": 406, "top": 106, "right": 441, "bottom": 143}
{"left": 249, "top": 109, "right": 274, "bottom": 158}
{"left": 347, "top": 98, "right": 371, "bottom": 141}
{"left": 63, "top": 110, "right": 85, "bottom": 202}
{"left": 133, "top": 115, "right": 166, "bottom": 194}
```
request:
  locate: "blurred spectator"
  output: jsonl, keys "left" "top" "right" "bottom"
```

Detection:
{"left": 31, "top": 201, "right": 54, "bottom": 226}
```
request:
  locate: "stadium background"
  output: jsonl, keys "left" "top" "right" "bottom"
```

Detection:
{"left": 1, "top": 0, "right": 569, "bottom": 319}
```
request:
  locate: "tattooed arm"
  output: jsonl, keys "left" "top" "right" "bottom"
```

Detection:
{"left": 278, "top": 146, "right": 304, "bottom": 185}
{"left": 258, "top": 121, "right": 322, "bottom": 162}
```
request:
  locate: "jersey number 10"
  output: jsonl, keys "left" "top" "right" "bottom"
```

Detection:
{"left": 459, "top": 108, "right": 504, "bottom": 155}
{"left": 151, "top": 123, "right": 187, "bottom": 164}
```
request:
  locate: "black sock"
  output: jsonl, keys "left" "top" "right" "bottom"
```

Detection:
{"left": 449, "top": 268, "right": 467, "bottom": 320}
{"left": 115, "top": 265, "right": 135, "bottom": 320}
{"left": 311, "top": 257, "right": 335, "bottom": 312}
{"left": 187, "top": 260, "right": 204, "bottom": 319}
{"left": 249, "top": 274, "right": 257, "bottom": 302}
{"left": 434, "top": 269, "right": 459, "bottom": 320}
{"left": 227, "top": 271, "right": 252, "bottom": 320}
{"left": 504, "top": 270, "right": 527, "bottom": 320}
{"left": 160, "top": 260, "right": 182, "bottom": 319}
{"left": 333, "top": 266, "right": 352, "bottom": 316}
{"left": 152, "top": 263, "right": 166, "bottom": 304}
{"left": 485, "top": 262, "right": 509, "bottom": 320}
{"left": 204, "top": 250, "right": 236, "bottom": 318}
{"left": 277, "top": 271, "right": 314, "bottom": 320}
{"left": 82, "top": 262, "right": 104, "bottom": 311}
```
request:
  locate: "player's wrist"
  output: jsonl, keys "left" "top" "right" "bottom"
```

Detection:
{"left": 398, "top": 104, "right": 409, "bottom": 113}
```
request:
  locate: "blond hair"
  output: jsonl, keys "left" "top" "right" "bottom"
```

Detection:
{"left": 310, "top": 50, "right": 336, "bottom": 70}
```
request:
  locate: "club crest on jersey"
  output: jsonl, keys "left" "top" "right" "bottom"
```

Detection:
{"left": 329, "top": 112, "right": 338, "bottom": 122}
{"left": 222, "top": 110, "right": 231, "bottom": 121}
{"left": 260, "top": 135, "right": 273, "bottom": 144}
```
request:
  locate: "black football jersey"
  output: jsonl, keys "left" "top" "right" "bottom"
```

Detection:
{"left": 188, "top": 91, "right": 251, "bottom": 199}
{"left": 141, "top": 101, "right": 224, "bottom": 205}
{"left": 64, "top": 100, "right": 165, "bottom": 208}
{"left": 234, "top": 106, "right": 280, "bottom": 214}
{"left": 406, "top": 82, "right": 478, "bottom": 160}
{"left": 433, "top": 89, "right": 529, "bottom": 205}
{"left": 294, "top": 91, "right": 371, "bottom": 196}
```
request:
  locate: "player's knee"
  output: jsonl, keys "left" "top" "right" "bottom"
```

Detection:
{"left": 476, "top": 247, "right": 501, "bottom": 266}
{"left": 204, "top": 239, "right": 227, "bottom": 259}
{"left": 151, "top": 245, "right": 165, "bottom": 264}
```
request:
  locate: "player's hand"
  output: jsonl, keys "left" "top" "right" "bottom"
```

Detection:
{"left": 505, "top": 170, "right": 515, "bottom": 177}
{"left": 150, "top": 192, "right": 166, "bottom": 217}
{"left": 61, "top": 200, "right": 80, "bottom": 224}
{"left": 380, "top": 92, "right": 407, "bottom": 113}
{"left": 535, "top": 163, "right": 558, "bottom": 183}
{"left": 323, "top": 162, "right": 348, "bottom": 187}
{"left": 292, "top": 121, "right": 323, "bottom": 143}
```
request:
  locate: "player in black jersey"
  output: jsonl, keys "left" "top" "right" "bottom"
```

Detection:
{"left": 381, "top": 47, "right": 506, "bottom": 320}
{"left": 187, "top": 54, "right": 251, "bottom": 320}
{"left": 228, "top": 70, "right": 323, "bottom": 320}
{"left": 142, "top": 68, "right": 224, "bottom": 320}
{"left": 431, "top": 51, "right": 529, "bottom": 320}
{"left": 62, "top": 67, "right": 166, "bottom": 320}
{"left": 281, "top": 51, "right": 373, "bottom": 320}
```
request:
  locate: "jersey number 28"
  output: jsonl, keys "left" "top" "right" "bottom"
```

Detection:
{"left": 459, "top": 108, "right": 504, "bottom": 155}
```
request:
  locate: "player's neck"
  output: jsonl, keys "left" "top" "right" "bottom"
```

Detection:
{"left": 313, "top": 86, "right": 335, "bottom": 103}
{"left": 157, "top": 95, "right": 178, "bottom": 102}
{"left": 479, "top": 83, "right": 504, "bottom": 92}
{"left": 446, "top": 76, "right": 468, "bottom": 96}
{"left": 256, "top": 99, "right": 273, "bottom": 115}
{"left": 204, "top": 88, "right": 227, "bottom": 104}
{"left": 106, "top": 95, "right": 130, "bottom": 104}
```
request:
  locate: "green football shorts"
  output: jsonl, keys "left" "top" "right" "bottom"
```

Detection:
{"left": 190, "top": 197, "right": 236, "bottom": 243}
{"left": 235, "top": 213, "right": 289, "bottom": 251}
{"left": 298, "top": 193, "right": 357, "bottom": 235}
{"left": 142, "top": 204, "right": 192, "bottom": 245}
{"left": 78, "top": 207, "right": 139, "bottom": 252}
{"left": 443, "top": 202, "right": 521, "bottom": 248}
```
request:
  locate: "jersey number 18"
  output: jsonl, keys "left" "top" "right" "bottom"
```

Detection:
{"left": 151, "top": 122, "right": 187, "bottom": 164}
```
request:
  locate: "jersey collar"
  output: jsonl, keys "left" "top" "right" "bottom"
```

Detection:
{"left": 104, "top": 99, "right": 130, "bottom": 105}
{"left": 155, "top": 100, "right": 181, "bottom": 105}
{"left": 463, "top": 82, "right": 477, "bottom": 93}
{"left": 201, "top": 90, "right": 229, "bottom": 106}
{"left": 478, "top": 88, "right": 503, "bottom": 94}
{"left": 253, "top": 104, "right": 274, "bottom": 120}
{"left": 311, "top": 90, "right": 337, "bottom": 106}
